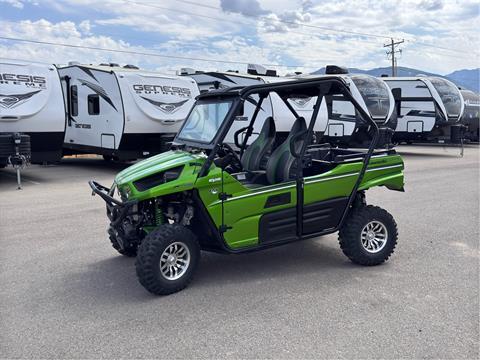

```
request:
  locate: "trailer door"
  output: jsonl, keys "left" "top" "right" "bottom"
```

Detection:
{"left": 62, "top": 67, "right": 123, "bottom": 150}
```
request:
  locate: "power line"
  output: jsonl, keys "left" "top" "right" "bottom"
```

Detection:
{"left": 384, "top": 38, "right": 404, "bottom": 76}
{"left": 0, "top": 36, "right": 325, "bottom": 68}
{"left": 0, "top": 19, "right": 376, "bottom": 60}
{"left": 129, "top": 0, "right": 392, "bottom": 40}
{"left": 164, "top": 0, "right": 476, "bottom": 56}
{"left": 0, "top": 18, "right": 473, "bottom": 63}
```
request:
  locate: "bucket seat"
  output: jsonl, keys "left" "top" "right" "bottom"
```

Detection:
{"left": 266, "top": 117, "right": 307, "bottom": 184}
{"left": 241, "top": 117, "right": 276, "bottom": 171}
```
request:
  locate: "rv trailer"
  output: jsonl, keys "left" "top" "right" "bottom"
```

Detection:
{"left": 459, "top": 89, "right": 479, "bottom": 142}
{"left": 0, "top": 58, "right": 65, "bottom": 164}
{"left": 179, "top": 65, "right": 278, "bottom": 145}
{"left": 382, "top": 77, "right": 465, "bottom": 144}
{"left": 294, "top": 69, "right": 396, "bottom": 148}
{"left": 58, "top": 63, "right": 200, "bottom": 160}
{"left": 181, "top": 65, "right": 394, "bottom": 148}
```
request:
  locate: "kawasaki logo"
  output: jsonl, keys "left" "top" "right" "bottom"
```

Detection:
{"left": 0, "top": 90, "right": 42, "bottom": 108}
{"left": 141, "top": 97, "right": 189, "bottom": 114}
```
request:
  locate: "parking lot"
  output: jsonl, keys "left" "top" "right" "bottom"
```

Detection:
{"left": 0, "top": 144, "right": 478, "bottom": 359}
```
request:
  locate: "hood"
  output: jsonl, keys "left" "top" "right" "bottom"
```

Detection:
{"left": 115, "top": 150, "right": 205, "bottom": 185}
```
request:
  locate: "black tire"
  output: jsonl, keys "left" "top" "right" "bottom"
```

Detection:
{"left": 103, "top": 155, "right": 113, "bottom": 162}
{"left": 136, "top": 224, "right": 200, "bottom": 295}
{"left": 339, "top": 205, "right": 397, "bottom": 266}
{"left": 108, "top": 227, "right": 137, "bottom": 257}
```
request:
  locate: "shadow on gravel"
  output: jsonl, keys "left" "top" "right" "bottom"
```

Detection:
{"left": 59, "top": 237, "right": 358, "bottom": 304}
{"left": 194, "top": 239, "right": 349, "bottom": 288}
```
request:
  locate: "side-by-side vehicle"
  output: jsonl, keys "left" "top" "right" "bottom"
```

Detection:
{"left": 90, "top": 76, "right": 405, "bottom": 295}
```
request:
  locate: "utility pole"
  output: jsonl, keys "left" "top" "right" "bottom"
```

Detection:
{"left": 384, "top": 38, "right": 404, "bottom": 76}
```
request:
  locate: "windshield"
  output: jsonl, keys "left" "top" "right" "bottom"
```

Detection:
{"left": 351, "top": 75, "right": 391, "bottom": 119}
{"left": 177, "top": 100, "right": 232, "bottom": 143}
{"left": 429, "top": 77, "right": 462, "bottom": 117}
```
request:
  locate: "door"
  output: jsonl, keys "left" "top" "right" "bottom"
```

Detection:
{"left": 219, "top": 171, "right": 298, "bottom": 250}
{"left": 61, "top": 67, "right": 123, "bottom": 149}
{"left": 302, "top": 172, "right": 356, "bottom": 235}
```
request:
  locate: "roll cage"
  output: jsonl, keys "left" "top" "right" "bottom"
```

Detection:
{"left": 189, "top": 76, "right": 381, "bottom": 176}
{"left": 185, "top": 77, "right": 383, "bottom": 240}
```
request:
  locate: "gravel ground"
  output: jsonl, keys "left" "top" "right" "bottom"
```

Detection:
{"left": 0, "top": 144, "right": 478, "bottom": 359}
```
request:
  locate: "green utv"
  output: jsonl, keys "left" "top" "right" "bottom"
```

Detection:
{"left": 89, "top": 76, "right": 405, "bottom": 295}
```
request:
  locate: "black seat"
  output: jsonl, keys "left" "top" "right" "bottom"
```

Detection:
{"left": 266, "top": 117, "right": 307, "bottom": 184}
{"left": 241, "top": 117, "right": 276, "bottom": 171}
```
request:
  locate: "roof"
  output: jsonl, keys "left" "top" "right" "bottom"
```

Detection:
{"left": 57, "top": 63, "right": 197, "bottom": 83}
{"left": 196, "top": 75, "right": 350, "bottom": 100}
{"left": 381, "top": 76, "right": 443, "bottom": 82}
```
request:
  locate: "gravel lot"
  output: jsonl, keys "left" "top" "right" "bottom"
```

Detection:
{"left": 1, "top": 144, "right": 478, "bottom": 359}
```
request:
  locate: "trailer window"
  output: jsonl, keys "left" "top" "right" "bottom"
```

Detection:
{"left": 429, "top": 77, "right": 462, "bottom": 117}
{"left": 70, "top": 85, "right": 78, "bottom": 116}
{"left": 351, "top": 75, "right": 390, "bottom": 120}
{"left": 330, "top": 95, "right": 356, "bottom": 122}
{"left": 88, "top": 94, "right": 100, "bottom": 115}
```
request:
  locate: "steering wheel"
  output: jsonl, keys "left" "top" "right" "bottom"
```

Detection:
{"left": 217, "top": 143, "right": 243, "bottom": 172}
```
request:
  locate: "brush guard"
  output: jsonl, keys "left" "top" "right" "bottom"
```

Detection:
{"left": 88, "top": 181, "right": 138, "bottom": 226}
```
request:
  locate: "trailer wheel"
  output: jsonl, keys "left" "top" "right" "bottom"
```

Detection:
{"left": 135, "top": 224, "right": 200, "bottom": 295}
{"left": 108, "top": 227, "right": 137, "bottom": 257}
{"left": 339, "top": 205, "right": 397, "bottom": 266}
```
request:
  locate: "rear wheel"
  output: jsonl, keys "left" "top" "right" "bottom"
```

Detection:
{"left": 136, "top": 224, "right": 200, "bottom": 295}
{"left": 339, "top": 205, "right": 397, "bottom": 266}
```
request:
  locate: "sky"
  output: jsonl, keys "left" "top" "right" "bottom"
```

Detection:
{"left": 0, "top": 0, "right": 479, "bottom": 75}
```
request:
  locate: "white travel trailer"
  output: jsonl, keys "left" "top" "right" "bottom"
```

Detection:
{"left": 58, "top": 63, "right": 200, "bottom": 160}
{"left": 0, "top": 58, "right": 65, "bottom": 164}
{"left": 179, "top": 65, "right": 277, "bottom": 144}
{"left": 293, "top": 71, "right": 396, "bottom": 147}
{"left": 382, "top": 76, "right": 465, "bottom": 143}
{"left": 181, "top": 65, "right": 395, "bottom": 148}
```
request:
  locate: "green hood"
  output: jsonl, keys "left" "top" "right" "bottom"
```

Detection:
{"left": 115, "top": 150, "right": 205, "bottom": 186}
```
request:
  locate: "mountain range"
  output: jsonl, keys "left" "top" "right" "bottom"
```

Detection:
{"left": 312, "top": 66, "right": 480, "bottom": 93}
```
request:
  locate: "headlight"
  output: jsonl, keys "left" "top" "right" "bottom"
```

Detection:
{"left": 133, "top": 166, "right": 184, "bottom": 192}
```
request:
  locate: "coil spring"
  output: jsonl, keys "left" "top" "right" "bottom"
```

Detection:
{"left": 155, "top": 204, "right": 163, "bottom": 225}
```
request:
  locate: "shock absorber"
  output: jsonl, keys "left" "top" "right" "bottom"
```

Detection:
{"left": 155, "top": 199, "right": 163, "bottom": 226}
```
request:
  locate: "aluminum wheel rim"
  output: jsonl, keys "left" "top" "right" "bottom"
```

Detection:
{"left": 361, "top": 220, "right": 388, "bottom": 254}
{"left": 159, "top": 242, "right": 190, "bottom": 281}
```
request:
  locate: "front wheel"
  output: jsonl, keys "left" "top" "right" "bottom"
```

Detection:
{"left": 339, "top": 205, "right": 397, "bottom": 266}
{"left": 135, "top": 224, "right": 200, "bottom": 295}
{"left": 108, "top": 227, "right": 138, "bottom": 257}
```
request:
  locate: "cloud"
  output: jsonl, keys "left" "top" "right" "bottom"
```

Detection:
{"left": 0, "top": 0, "right": 478, "bottom": 75}
{"left": 419, "top": 0, "right": 444, "bottom": 11}
{"left": 220, "top": 0, "right": 313, "bottom": 33}
{"left": 0, "top": 19, "right": 280, "bottom": 75}
{"left": 220, "top": 0, "right": 269, "bottom": 17}
{"left": 1, "top": 0, "right": 24, "bottom": 8}
{"left": 78, "top": 20, "right": 92, "bottom": 35}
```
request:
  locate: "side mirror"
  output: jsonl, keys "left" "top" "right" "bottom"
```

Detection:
{"left": 234, "top": 126, "right": 249, "bottom": 148}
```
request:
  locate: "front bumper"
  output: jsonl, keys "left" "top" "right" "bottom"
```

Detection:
{"left": 88, "top": 180, "right": 137, "bottom": 226}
